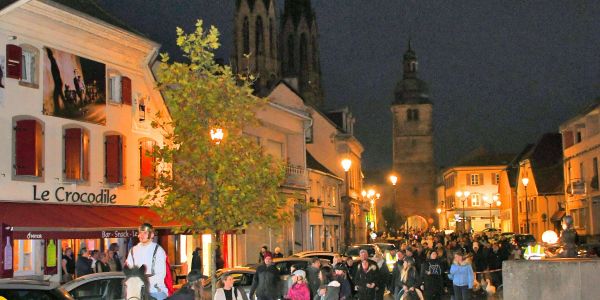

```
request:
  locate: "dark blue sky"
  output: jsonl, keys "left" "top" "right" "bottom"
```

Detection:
{"left": 97, "top": 0, "right": 600, "bottom": 171}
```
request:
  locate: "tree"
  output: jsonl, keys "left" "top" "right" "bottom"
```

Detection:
{"left": 381, "top": 205, "right": 404, "bottom": 237}
{"left": 143, "top": 20, "right": 286, "bottom": 293}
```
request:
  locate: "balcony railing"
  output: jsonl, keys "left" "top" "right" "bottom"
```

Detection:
{"left": 284, "top": 164, "right": 306, "bottom": 187}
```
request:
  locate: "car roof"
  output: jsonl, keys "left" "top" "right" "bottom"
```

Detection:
{"left": 293, "top": 251, "right": 337, "bottom": 257}
{"left": 0, "top": 278, "right": 60, "bottom": 290}
{"left": 61, "top": 272, "right": 125, "bottom": 290}
{"left": 217, "top": 267, "right": 255, "bottom": 275}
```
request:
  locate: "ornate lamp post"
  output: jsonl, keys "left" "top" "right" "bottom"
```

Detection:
{"left": 455, "top": 190, "right": 470, "bottom": 232}
{"left": 483, "top": 194, "right": 501, "bottom": 229}
{"left": 341, "top": 159, "right": 352, "bottom": 246}
{"left": 389, "top": 175, "right": 398, "bottom": 235}
{"left": 522, "top": 177, "right": 530, "bottom": 233}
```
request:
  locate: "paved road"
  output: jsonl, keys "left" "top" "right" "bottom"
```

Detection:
{"left": 382, "top": 288, "right": 503, "bottom": 299}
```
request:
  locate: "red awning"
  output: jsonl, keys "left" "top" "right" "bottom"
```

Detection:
{"left": 0, "top": 202, "right": 180, "bottom": 239}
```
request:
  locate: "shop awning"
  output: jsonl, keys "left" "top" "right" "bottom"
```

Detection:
{"left": 551, "top": 210, "right": 566, "bottom": 222}
{"left": 0, "top": 202, "right": 180, "bottom": 239}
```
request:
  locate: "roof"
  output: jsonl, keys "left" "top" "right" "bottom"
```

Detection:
{"left": 453, "top": 147, "right": 515, "bottom": 167}
{"left": 0, "top": 202, "right": 180, "bottom": 239}
{"left": 521, "top": 133, "right": 564, "bottom": 194}
{"left": 0, "top": 0, "right": 142, "bottom": 35}
{"left": 507, "top": 144, "right": 535, "bottom": 188}
{"left": 306, "top": 151, "right": 337, "bottom": 177}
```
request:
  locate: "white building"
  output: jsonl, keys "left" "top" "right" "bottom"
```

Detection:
{"left": 0, "top": 0, "right": 175, "bottom": 279}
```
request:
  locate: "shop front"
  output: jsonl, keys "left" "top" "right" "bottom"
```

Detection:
{"left": 0, "top": 202, "right": 181, "bottom": 280}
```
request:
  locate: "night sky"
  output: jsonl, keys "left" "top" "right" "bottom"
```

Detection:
{"left": 96, "top": 0, "right": 600, "bottom": 171}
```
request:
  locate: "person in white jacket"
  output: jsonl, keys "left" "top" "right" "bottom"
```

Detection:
{"left": 214, "top": 274, "right": 247, "bottom": 300}
{"left": 125, "top": 223, "right": 168, "bottom": 300}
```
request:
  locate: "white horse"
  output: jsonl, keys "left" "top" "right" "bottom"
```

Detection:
{"left": 123, "top": 265, "right": 156, "bottom": 300}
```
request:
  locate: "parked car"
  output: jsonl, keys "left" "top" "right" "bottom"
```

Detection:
{"left": 61, "top": 272, "right": 124, "bottom": 300}
{"left": 0, "top": 277, "right": 74, "bottom": 300}
{"left": 290, "top": 251, "right": 338, "bottom": 263}
{"left": 511, "top": 234, "right": 536, "bottom": 249}
{"left": 344, "top": 244, "right": 383, "bottom": 260}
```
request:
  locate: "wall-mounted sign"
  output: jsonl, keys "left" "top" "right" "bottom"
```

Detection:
{"left": 102, "top": 230, "right": 138, "bottom": 239}
{"left": 33, "top": 185, "right": 116, "bottom": 204}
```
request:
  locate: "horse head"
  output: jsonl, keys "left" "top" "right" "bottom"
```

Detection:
{"left": 123, "top": 265, "right": 155, "bottom": 300}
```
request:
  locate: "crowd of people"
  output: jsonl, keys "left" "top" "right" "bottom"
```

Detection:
{"left": 60, "top": 242, "right": 124, "bottom": 283}
{"left": 229, "top": 229, "right": 526, "bottom": 300}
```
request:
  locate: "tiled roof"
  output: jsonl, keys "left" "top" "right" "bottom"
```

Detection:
{"left": 306, "top": 151, "right": 337, "bottom": 177}
{"left": 522, "top": 133, "right": 564, "bottom": 194}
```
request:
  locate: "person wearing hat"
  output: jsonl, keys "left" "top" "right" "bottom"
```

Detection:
{"left": 125, "top": 223, "right": 168, "bottom": 300}
{"left": 250, "top": 251, "right": 281, "bottom": 300}
{"left": 286, "top": 269, "right": 310, "bottom": 300}
{"left": 333, "top": 264, "right": 352, "bottom": 300}
{"left": 214, "top": 273, "right": 247, "bottom": 300}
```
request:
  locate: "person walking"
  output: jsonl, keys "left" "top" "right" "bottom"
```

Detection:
{"left": 373, "top": 253, "right": 389, "bottom": 300}
{"left": 61, "top": 247, "right": 75, "bottom": 283}
{"left": 214, "top": 273, "right": 247, "bottom": 300}
{"left": 258, "top": 245, "right": 269, "bottom": 263}
{"left": 286, "top": 270, "right": 310, "bottom": 300}
{"left": 273, "top": 246, "right": 284, "bottom": 258}
{"left": 420, "top": 250, "right": 444, "bottom": 300}
{"left": 354, "top": 249, "right": 377, "bottom": 300}
{"left": 395, "top": 257, "right": 423, "bottom": 300}
{"left": 191, "top": 247, "right": 201, "bottom": 272}
{"left": 306, "top": 257, "right": 322, "bottom": 298}
{"left": 249, "top": 252, "right": 281, "bottom": 300}
{"left": 126, "top": 223, "right": 169, "bottom": 300}
{"left": 449, "top": 251, "right": 473, "bottom": 300}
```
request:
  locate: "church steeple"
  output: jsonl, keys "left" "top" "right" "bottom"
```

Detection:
{"left": 280, "top": 0, "right": 324, "bottom": 108}
{"left": 394, "top": 39, "right": 429, "bottom": 104}
{"left": 403, "top": 39, "right": 418, "bottom": 79}
{"left": 232, "top": 0, "right": 279, "bottom": 95}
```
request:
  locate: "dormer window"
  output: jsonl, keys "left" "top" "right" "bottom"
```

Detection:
{"left": 107, "top": 73, "right": 131, "bottom": 105}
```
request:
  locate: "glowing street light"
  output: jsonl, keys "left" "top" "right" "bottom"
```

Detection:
{"left": 210, "top": 127, "right": 224, "bottom": 144}
{"left": 522, "top": 177, "right": 530, "bottom": 233}
{"left": 455, "top": 190, "right": 470, "bottom": 232}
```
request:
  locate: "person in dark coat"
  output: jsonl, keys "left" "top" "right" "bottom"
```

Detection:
{"left": 373, "top": 254, "right": 389, "bottom": 300}
{"left": 390, "top": 250, "right": 406, "bottom": 295}
{"left": 353, "top": 250, "right": 378, "bottom": 300}
{"left": 333, "top": 264, "right": 353, "bottom": 300}
{"left": 471, "top": 242, "right": 487, "bottom": 285}
{"left": 191, "top": 247, "right": 201, "bottom": 272}
{"left": 249, "top": 252, "right": 280, "bottom": 300}
{"left": 75, "top": 247, "right": 93, "bottom": 277}
{"left": 420, "top": 251, "right": 444, "bottom": 300}
{"left": 487, "top": 243, "right": 503, "bottom": 287}
{"left": 306, "top": 257, "right": 322, "bottom": 299}
{"left": 397, "top": 257, "right": 423, "bottom": 300}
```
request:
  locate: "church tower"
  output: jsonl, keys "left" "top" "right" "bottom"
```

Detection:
{"left": 233, "top": 0, "right": 280, "bottom": 95}
{"left": 390, "top": 41, "right": 436, "bottom": 227}
{"left": 280, "top": 0, "right": 324, "bottom": 108}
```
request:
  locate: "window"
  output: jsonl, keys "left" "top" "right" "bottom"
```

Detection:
{"left": 14, "top": 119, "right": 43, "bottom": 177}
{"left": 287, "top": 35, "right": 295, "bottom": 72}
{"left": 469, "top": 174, "right": 480, "bottom": 185}
{"left": 300, "top": 33, "right": 308, "bottom": 73}
{"left": 269, "top": 18, "right": 275, "bottom": 58}
{"left": 64, "top": 127, "right": 89, "bottom": 181}
{"left": 519, "top": 200, "right": 522, "bottom": 213}
{"left": 331, "top": 186, "right": 337, "bottom": 207}
{"left": 108, "top": 75, "right": 131, "bottom": 105}
{"left": 255, "top": 17, "right": 264, "bottom": 56}
{"left": 20, "top": 47, "right": 38, "bottom": 86}
{"left": 264, "top": 140, "right": 283, "bottom": 160}
{"left": 139, "top": 139, "right": 156, "bottom": 189}
{"left": 576, "top": 130, "right": 583, "bottom": 143}
{"left": 492, "top": 173, "right": 500, "bottom": 185}
{"left": 471, "top": 194, "right": 481, "bottom": 207}
{"left": 312, "top": 35, "right": 318, "bottom": 70}
{"left": 242, "top": 16, "right": 250, "bottom": 54}
{"left": 406, "top": 109, "right": 419, "bottom": 121}
{"left": 105, "top": 135, "right": 124, "bottom": 185}
{"left": 593, "top": 158, "right": 599, "bottom": 190}
{"left": 6, "top": 44, "right": 22, "bottom": 79}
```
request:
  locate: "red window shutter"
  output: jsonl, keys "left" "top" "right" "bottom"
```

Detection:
{"left": 64, "top": 128, "right": 82, "bottom": 180}
{"left": 479, "top": 173, "right": 484, "bottom": 185}
{"left": 140, "top": 140, "right": 155, "bottom": 188}
{"left": 105, "top": 135, "right": 122, "bottom": 184}
{"left": 121, "top": 76, "right": 132, "bottom": 105}
{"left": 15, "top": 120, "right": 37, "bottom": 176}
{"left": 563, "top": 131, "right": 574, "bottom": 148}
{"left": 6, "top": 44, "right": 22, "bottom": 79}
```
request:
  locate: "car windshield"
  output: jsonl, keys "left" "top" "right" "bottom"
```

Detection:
{"left": 345, "top": 246, "right": 375, "bottom": 257}
{"left": 516, "top": 235, "right": 535, "bottom": 244}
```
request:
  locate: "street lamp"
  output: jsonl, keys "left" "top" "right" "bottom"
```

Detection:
{"left": 484, "top": 194, "right": 501, "bottom": 229}
{"left": 341, "top": 159, "right": 352, "bottom": 246}
{"left": 455, "top": 190, "right": 470, "bottom": 232}
{"left": 362, "top": 188, "right": 380, "bottom": 236}
{"left": 210, "top": 127, "right": 224, "bottom": 144}
{"left": 388, "top": 175, "right": 399, "bottom": 235}
{"left": 522, "top": 177, "right": 530, "bottom": 233}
